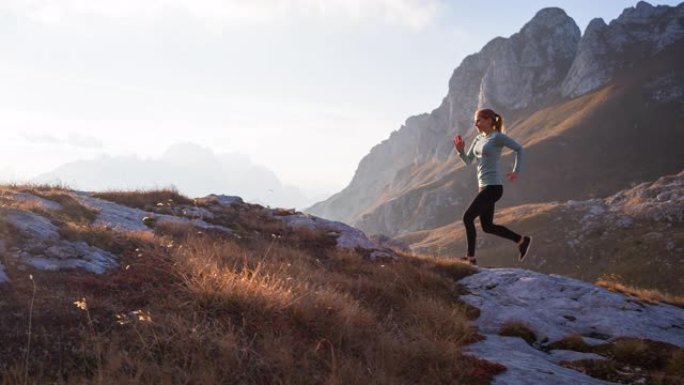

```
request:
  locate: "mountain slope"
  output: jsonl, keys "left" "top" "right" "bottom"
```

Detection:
{"left": 401, "top": 170, "right": 684, "bottom": 296}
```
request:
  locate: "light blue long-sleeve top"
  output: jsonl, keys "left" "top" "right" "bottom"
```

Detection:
{"left": 457, "top": 131, "right": 523, "bottom": 188}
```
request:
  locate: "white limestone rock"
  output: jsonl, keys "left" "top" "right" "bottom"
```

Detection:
{"left": 461, "top": 268, "right": 684, "bottom": 385}
{"left": 72, "top": 192, "right": 153, "bottom": 232}
{"left": 276, "top": 212, "right": 394, "bottom": 258}
{"left": 460, "top": 268, "right": 684, "bottom": 347}
{"left": 23, "top": 242, "right": 117, "bottom": 274}
{"left": 466, "top": 335, "right": 614, "bottom": 385}
{"left": 10, "top": 192, "right": 64, "bottom": 211}
{"left": 2, "top": 208, "right": 61, "bottom": 241}
{"left": 72, "top": 192, "right": 231, "bottom": 234}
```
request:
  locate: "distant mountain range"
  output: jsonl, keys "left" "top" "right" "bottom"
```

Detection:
{"left": 33, "top": 142, "right": 315, "bottom": 209}
{"left": 306, "top": 1, "right": 684, "bottom": 292}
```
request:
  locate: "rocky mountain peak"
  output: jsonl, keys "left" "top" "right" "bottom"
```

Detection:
{"left": 585, "top": 17, "right": 608, "bottom": 34}
{"left": 473, "top": 7, "right": 580, "bottom": 110}
{"left": 524, "top": 7, "right": 574, "bottom": 30}
{"left": 562, "top": 1, "right": 684, "bottom": 97}
{"left": 617, "top": 1, "right": 666, "bottom": 23}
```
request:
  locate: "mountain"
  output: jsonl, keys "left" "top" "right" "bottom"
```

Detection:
{"left": 306, "top": 2, "right": 684, "bottom": 241}
{"left": 33, "top": 142, "right": 313, "bottom": 209}
{"left": 0, "top": 184, "right": 682, "bottom": 384}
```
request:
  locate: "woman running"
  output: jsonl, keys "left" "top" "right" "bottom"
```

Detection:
{"left": 452, "top": 108, "right": 531, "bottom": 265}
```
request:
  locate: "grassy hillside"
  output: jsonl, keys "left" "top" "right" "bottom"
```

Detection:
{"left": 0, "top": 186, "right": 504, "bottom": 385}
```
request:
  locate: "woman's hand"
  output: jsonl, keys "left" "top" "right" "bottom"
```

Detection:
{"left": 453, "top": 134, "right": 465, "bottom": 151}
{"left": 507, "top": 172, "right": 519, "bottom": 182}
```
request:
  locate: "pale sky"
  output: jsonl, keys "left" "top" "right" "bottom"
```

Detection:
{"left": 1, "top": 0, "right": 680, "bottom": 204}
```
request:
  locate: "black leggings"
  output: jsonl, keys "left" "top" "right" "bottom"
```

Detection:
{"left": 463, "top": 185, "right": 521, "bottom": 256}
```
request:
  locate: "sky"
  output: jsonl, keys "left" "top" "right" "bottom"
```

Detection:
{"left": 0, "top": 0, "right": 681, "bottom": 206}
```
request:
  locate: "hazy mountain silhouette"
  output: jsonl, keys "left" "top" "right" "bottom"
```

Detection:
{"left": 33, "top": 142, "right": 313, "bottom": 209}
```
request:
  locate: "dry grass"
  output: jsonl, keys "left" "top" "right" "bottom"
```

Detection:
{"left": 1, "top": 182, "right": 72, "bottom": 193}
{"left": 0, "top": 200, "right": 499, "bottom": 384}
{"left": 549, "top": 335, "right": 684, "bottom": 384}
{"left": 596, "top": 276, "right": 684, "bottom": 308}
{"left": 498, "top": 321, "right": 537, "bottom": 346}
{"left": 92, "top": 188, "right": 194, "bottom": 211}
{"left": 564, "top": 341, "right": 684, "bottom": 385}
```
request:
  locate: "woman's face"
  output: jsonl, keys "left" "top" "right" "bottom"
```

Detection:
{"left": 474, "top": 114, "right": 493, "bottom": 133}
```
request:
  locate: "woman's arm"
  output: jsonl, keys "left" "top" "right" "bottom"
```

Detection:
{"left": 497, "top": 134, "right": 523, "bottom": 176}
{"left": 454, "top": 134, "right": 476, "bottom": 165}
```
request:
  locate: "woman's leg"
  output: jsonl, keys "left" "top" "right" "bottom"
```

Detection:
{"left": 478, "top": 185, "right": 522, "bottom": 243}
{"left": 463, "top": 187, "right": 495, "bottom": 257}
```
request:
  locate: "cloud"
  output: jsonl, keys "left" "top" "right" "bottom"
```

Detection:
{"left": 22, "top": 132, "right": 61, "bottom": 144}
{"left": 21, "top": 132, "right": 103, "bottom": 149}
{"left": 67, "top": 133, "right": 104, "bottom": 149}
{"left": 3, "top": 0, "right": 441, "bottom": 30}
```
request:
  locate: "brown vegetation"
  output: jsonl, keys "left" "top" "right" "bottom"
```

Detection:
{"left": 596, "top": 274, "right": 684, "bottom": 308}
{"left": 0, "top": 189, "right": 503, "bottom": 384}
{"left": 92, "top": 187, "right": 194, "bottom": 212}
{"left": 549, "top": 335, "right": 684, "bottom": 384}
{"left": 498, "top": 321, "right": 537, "bottom": 346}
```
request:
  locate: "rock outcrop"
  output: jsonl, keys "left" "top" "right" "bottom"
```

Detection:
{"left": 0, "top": 189, "right": 395, "bottom": 282}
{"left": 461, "top": 268, "right": 684, "bottom": 384}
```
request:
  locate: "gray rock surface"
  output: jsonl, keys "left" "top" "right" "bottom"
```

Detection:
{"left": 72, "top": 192, "right": 230, "bottom": 234}
{"left": 10, "top": 192, "right": 64, "bottom": 211}
{"left": 71, "top": 192, "right": 154, "bottom": 232}
{"left": 2, "top": 208, "right": 61, "bottom": 240}
{"left": 461, "top": 268, "right": 684, "bottom": 384}
{"left": 276, "top": 212, "right": 394, "bottom": 259}
{"left": 466, "top": 335, "right": 615, "bottom": 385}
{"left": 22, "top": 242, "right": 117, "bottom": 274}
{"left": 460, "top": 268, "right": 684, "bottom": 346}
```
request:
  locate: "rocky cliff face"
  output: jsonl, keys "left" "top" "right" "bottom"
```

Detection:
{"left": 562, "top": 1, "right": 684, "bottom": 97}
{"left": 307, "top": 2, "right": 684, "bottom": 240}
